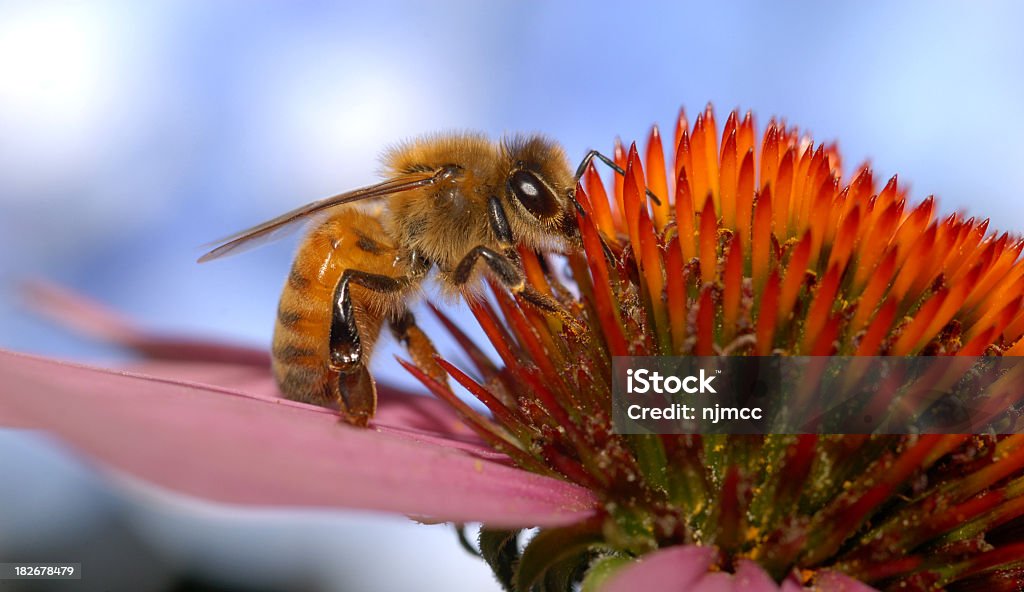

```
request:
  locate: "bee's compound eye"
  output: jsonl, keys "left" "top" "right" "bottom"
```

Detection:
{"left": 508, "top": 170, "right": 559, "bottom": 219}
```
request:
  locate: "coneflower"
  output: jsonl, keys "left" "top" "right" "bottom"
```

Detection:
{"left": 400, "top": 105, "right": 1024, "bottom": 591}
{"left": 9, "top": 105, "right": 1024, "bottom": 592}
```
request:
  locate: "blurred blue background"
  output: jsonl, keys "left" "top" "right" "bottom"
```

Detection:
{"left": 2, "top": 1, "right": 1023, "bottom": 590}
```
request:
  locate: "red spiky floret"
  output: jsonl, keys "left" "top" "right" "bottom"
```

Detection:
{"left": 407, "top": 106, "right": 1024, "bottom": 590}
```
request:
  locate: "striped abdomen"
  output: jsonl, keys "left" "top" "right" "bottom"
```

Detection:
{"left": 271, "top": 208, "right": 409, "bottom": 407}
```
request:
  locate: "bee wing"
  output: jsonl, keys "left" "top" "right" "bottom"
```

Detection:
{"left": 197, "top": 170, "right": 446, "bottom": 263}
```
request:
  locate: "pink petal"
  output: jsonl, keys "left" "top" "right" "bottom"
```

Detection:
{"left": 27, "top": 281, "right": 484, "bottom": 443}
{"left": 124, "top": 358, "right": 498, "bottom": 459}
{"left": 0, "top": 349, "right": 596, "bottom": 528}
{"left": 599, "top": 546, "right": 718, "bottom": 592}
{"left": 689, "top": 572, "right": 739, "bottom": 592}
{"left": 24, "top": 280, "right": 271, "bottom": 366}
{"left": 599, "top": 546, "right": 878, "bottom": 592}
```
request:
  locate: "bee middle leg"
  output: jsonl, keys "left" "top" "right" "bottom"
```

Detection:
{"left": 389, "top": 309, "right": 447, "bottom": 385}
{"left": 329, "top": 269, "right": 407, "bottom": 425}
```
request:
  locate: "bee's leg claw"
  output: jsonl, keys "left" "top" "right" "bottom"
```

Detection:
{"left": 337, "top": 365, "right": 376, "bottom": 427}
{"left": 518, "top": 287, "right": 586, "bottom": 334}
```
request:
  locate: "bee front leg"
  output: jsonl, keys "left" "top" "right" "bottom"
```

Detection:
{"left": 451, "top": 246, "right": 583, "bottom": 332}
{"left": 452, "top": 246, "right": 525, "bottom": 291}
{"left": 329, "top": 269, "right": 407, "bottom": 426}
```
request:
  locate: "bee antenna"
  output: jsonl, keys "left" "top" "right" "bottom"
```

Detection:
{"left": 565, "top": 184, "right": 618, "bottom": 264}
{"left": 568, "top": 188, "right": 587, "bottom": 217}
{"left": 573, "top": 149, "right": 663, "bottom": 206}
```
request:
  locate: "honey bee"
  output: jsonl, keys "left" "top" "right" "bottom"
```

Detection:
{"left": 199, "top": 133, "right": 634, "bottom": 427}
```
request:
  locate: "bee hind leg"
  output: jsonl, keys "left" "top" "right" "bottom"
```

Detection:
{"left": 329, "top": 269, "right": 407, "bottom": 426}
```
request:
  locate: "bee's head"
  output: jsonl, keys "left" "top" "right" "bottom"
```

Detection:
{"left": 501, "top": 135, "right": 579, "bottom": 246}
